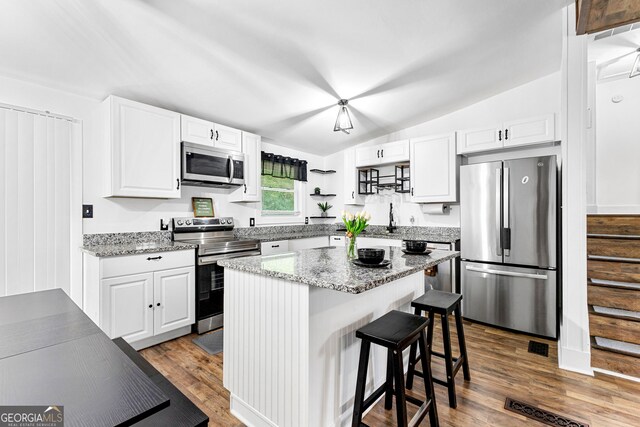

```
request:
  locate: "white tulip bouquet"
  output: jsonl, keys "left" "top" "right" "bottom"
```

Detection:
{"left": 341, "top": 210, "right": 371, "bottom": 259}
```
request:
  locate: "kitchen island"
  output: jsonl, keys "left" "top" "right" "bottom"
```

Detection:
{"left": 219, "top": 245, "right": 459, "bottom": 427}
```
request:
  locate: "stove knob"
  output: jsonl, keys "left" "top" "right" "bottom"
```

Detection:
{"left": 176, "top": 220, "right": 184, "bottom": 226}
{"left": 227, "top": 219, "right": 233, "bottom": 225}
{"left": 218, "top": 219, "right": 224, "bottom": 224}
{"left": 185, "top": 220, "right": 191, "bottom": 225}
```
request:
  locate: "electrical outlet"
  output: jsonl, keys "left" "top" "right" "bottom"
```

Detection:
{"left": 305, "top": 217, "right": 309, "bottom": 225}
{"left": 82, "top": 204, "right": 93, "bottom": 218}
{"left": 249, "top": 218, "right": 255, "bottom": 227}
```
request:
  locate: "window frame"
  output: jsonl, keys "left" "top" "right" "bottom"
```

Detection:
{"left": 259, "top": 175, "right": 306, "bottom": 224}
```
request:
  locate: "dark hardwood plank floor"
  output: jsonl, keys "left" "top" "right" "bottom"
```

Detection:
{"left": 140, "top": 320, "right": 640, "bottom": 426}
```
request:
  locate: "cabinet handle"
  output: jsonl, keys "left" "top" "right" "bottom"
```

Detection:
{"left": 352, "top": 191, "right": 354, "bottom": 199}
{"left": 377, "top": 150, "right": 380, "bottom": 158}
{"left": 498, "top": 130, "right": 502, "bottom": 141}
{"left": 148, "top": 304, "right": 153, "bottom": 308}
{"left": 381, "top": 149, "right": 384, "bottom": 157}
{"left": 244, "top": 184, "right": 247, "bottom": 193}
{"left": 411, "top": 187, "right": 414, "bottom": 196}
{"left": 210, "top": 129, "right": 214, "bottom": 140}
{"left": 333, "top": 237, "right": 340, "bottom": 240}
{"left": 272, "top": 244, "right": 279, "bottom": 248}
{"left": 147, "top": 256, "right": 163, "bottom": 261}
{"left": 216, "top": 130, "right": 219, "bottom": 141}
{"left": 156, "top": 302, "right": 161, "bottom": 307}
{"left": 176, "top": 179, "right": 180, "bottom": 190}
{"left": 505, "top": 129, "right": 509, "bottom": 140}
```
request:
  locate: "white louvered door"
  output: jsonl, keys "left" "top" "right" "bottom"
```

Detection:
{"left": 0, "top": 106, "right": 82, "bottom": 303}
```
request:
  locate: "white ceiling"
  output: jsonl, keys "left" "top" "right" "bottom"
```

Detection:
{"left": 0, "top": 0, "right": 564, "bottom": 154}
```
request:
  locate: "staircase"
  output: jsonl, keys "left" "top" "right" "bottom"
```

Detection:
{"left": 587, "top": 215, "right": 640, "bottom": 379}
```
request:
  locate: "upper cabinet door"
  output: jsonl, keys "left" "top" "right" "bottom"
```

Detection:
{"left": 378, "top": 140, "right": 409, "bottom": 165}
{"left": 180, "top": 114, "right": 214, "bottom": 146}
{"left": 213, "top": 123, "right": 242, "bottom": 152}
{"left": 456, "top": 125, "right": 502, "bottom": 154}
{"left": 355, "top": 145, "right": 380, "bottom": 167}
{"left": 230, "top": 132, "right": 261, "bottom": 202}
{"left": 410, "top": 133, "right": 458, "bottom": 203}
{"left": 503, "top": 114, "right": 555, "bottom": 148}
{"left": 153, "top": 267, "right": 195, "bottom": 335}
{"left": 344, "top": 148, "right": 363, "bottom": 205}
{"left": 105, "top": 96, "right": 181, "bottom": 198}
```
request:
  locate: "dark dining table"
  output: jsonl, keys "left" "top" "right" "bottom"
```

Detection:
{"left": 0, "top": 289, "right": 172, "bottom": 427}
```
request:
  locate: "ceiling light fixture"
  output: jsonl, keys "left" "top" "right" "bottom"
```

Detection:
{"left": 334, "top": 99, "right": 353, "bottom": 134}
{"left": 630, "top": 48, "right": 640, "bottom": 78}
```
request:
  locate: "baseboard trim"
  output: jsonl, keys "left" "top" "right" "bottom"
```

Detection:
{"left": 558, "top": 345, "right": 593, "bottom": 376}
{"left": 593, "top": 368, "right": 640, "bottom": 383}
{"left": 130, "top": 325, "right": 191, "bottom": 350}
{"left": 230, "top": 394, "right": 278, "bottom": 427}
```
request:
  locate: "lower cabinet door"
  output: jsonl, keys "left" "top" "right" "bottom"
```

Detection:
{"left": 101, "top": 273, "right": 154, "bottom": 342}
{"left": 153, "top": 267, "right": 195, "bottom": 335}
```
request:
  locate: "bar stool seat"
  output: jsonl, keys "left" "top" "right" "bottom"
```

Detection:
{"left": 406, "top": 290, "right": 470, "bottom": 409}
{"left": 352, "top": 310, "right": 439, "bottom": 427}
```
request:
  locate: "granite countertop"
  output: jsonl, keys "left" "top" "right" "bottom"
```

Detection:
{"left": 218, "top": 246, "right": 459, "bottom": 294}
{"left": 81, "top": 241, "right": 197, "bottom": 257}
{"left": 245, "top": 229, "right": 459, "bottom": 243}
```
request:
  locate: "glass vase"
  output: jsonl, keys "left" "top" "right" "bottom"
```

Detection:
{"left": 347, "top": 235, "right": 358, "bottom": 260}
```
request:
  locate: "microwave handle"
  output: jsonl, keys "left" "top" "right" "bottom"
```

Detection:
{"left": 228, "top": 156, "right": 234, "bottom": 183}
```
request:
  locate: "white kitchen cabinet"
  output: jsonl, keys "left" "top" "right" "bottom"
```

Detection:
{"left": 329, "top": 235, "right": 346, "bottom": 246}
{"left": 344, "top": 148, "right": 363, "bottom": 205}
{"left": 503, "top": 114, "right": 555, "bottom": 148}
{"left": 457, "top": 114, "right": 556, "bottom": 154}
{"left": 101, "top": 96, "right": 181, "bottom": 198}
{"left": 181, "top": 113, "right": 242, "bottom": 152}
{"left": 261, "top": 240, "right": 289, "bottom": 255}
{"left": 101, "top": 272, "right": 154, "bottom": 343}
{"left": 456, "top": 125, "right": 502, "bottom": 154}
{"left": 355, "top": 140, "right": 409, "bottom": 167}
{"left": 358, "top": 237, "right": 402, "bottom": 248}
{"left": 288, "top": 237, "right": 328, "bottom": 251}
{"left": 230, "top": 132, "right": 261, "bottom": 202}
{"left": 410, "top": 133, "right": 458, "bottom": 203}
{"left": 181, "top": 114, "right": 215, "bottom": 146}
{"left": 153, "top": 267, "right": 195, "bottom": 335}
{"left": 84, "top": 249, "right": 195, "bottom": 349}
{"left": 214, "top": 123, "right": 243, "bottom": 152}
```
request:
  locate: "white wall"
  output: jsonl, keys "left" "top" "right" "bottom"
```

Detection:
{"left": 327, "top": 71, "right": 562, "bottom": 227}
{"left": 594, "top": 76, "right": 640, "bottom": 213}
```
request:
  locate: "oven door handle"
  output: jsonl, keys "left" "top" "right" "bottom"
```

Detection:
{"left": 198, "top": 250, "right": 261, "bottom": 265}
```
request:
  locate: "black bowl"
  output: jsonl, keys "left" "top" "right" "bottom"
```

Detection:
{"left": 357, "top": 248, "right": 385, "bottom": 265}
{"left": 405, "top": 240, "right": 427, "bottom": 253}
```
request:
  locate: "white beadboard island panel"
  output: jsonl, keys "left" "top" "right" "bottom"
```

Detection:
{"left": 223, "top": 269, "right": 424, "bottom": 427}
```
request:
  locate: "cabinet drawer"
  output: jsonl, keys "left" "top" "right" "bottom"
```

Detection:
{"left": 102, "top": 250, "right": 195, "bottom": 278}
{"left": 589, "top": 312, "right": 640, "bottom": 346}
{"left": 587, "top": 237, "right": 640, "bottom": 260}
{"left": 591, "top": 347, "right": 640, "bottom": 377}
{"left": 260, "top": 240, "right": 289, "bottom": 255}
{"left": 588, "top": 283, "right": 640, "bottom": 312}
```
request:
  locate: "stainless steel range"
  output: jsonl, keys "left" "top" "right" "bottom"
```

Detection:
{"left": 172, "top": 216, "right": 260, "bottom": 334}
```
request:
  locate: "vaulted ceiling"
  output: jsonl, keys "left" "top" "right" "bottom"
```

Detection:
{"left": 0, "top": 0, "right": 564, "bottom": 154}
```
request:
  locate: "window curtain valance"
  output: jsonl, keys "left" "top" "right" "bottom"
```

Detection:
{"left": 261, "top": 151, "right": 308, "bottom": 182}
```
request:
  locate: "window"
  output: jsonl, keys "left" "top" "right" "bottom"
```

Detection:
{"left": 261, "top": 175, "right": 298, "bottom": 215}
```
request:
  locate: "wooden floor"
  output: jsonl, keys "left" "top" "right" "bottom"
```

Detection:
{"left": 140, "top": 320, "right": 640, "bottom": 427}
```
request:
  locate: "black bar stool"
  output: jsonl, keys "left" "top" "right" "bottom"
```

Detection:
{"left": 352, "top": 310, "right": 439, "bottom": 427}
{"left": 406, "top": 290, "right": 470, "bottom": 409}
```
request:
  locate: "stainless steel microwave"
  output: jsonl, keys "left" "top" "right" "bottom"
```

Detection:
{"left": 181, "top": 142, "right": 245, "bottom": 188}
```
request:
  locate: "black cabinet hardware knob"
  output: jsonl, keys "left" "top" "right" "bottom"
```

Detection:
{"left": 411, "top": 187, "right": 414, "bottom": 196}
{"left": 377, "top": 150, "right": 380, "bottom": 158}
{"left": 156, "top": 303, "right": 161, "bottom": 307}
{"left": 505, "top": 129, "right": 509, "bottom": 140}
{"left": 498, "top": 130, "right": 502, "bottom": 141}
{"left": 351, "top": 191, "right": 354, "bottom": 199}
{"left": 244, "top": 184, "right": 247, "bottom": 193}
{"left": 176, "top": 179, "right": 180, "bottom": 190}
{"left": 381, "top": 149, "right": 384, "bottom": 157}
{"left": 272, "top": 244, "right": 279, "bottom": 248}
{"left": 216, "top": 130, "right": 219, "bottom": 141}
{"left": 148, "top": 304, "right": 153, "bottom": 308}
{"left": 147, "top": 256, "right": 163, "bottom": 261}
{"left": 210, "top": 129, "right": 214, "bottom": 140}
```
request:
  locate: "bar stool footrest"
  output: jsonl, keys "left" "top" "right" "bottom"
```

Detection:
{"left": 361, "top": 383, "right": 387, "bottom": 413}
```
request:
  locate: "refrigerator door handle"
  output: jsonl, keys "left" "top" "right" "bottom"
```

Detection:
{"left": 496, "top": 168, "right": 502, "bottom": 256}
{"left": 465, "top": 265, "right": 548, "bottom": 280}
{"left": 503, "top": 167, "right": 510, "bottom": 257}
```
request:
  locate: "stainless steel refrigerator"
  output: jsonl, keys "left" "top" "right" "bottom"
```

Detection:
{"left": 460, "top": 155, "right": 558, "bottom": 338}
